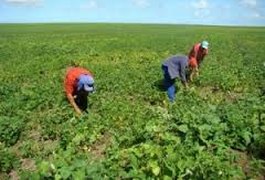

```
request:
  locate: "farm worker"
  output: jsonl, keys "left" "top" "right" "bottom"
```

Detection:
{"left": 188, "top": 40, "right": 209, "bottom": 81}
{"left": 162, "top": 55, "right": 189, "bottom": 102}
{"left": 64, "top": 67, "right": 95, "bottom": 114}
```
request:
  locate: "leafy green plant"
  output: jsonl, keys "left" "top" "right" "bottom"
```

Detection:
{"left": 0, "top": 116, "right": 23, "bottom": 146}
{"left": 0, "top": 24, "right": 264, "bottom": 178}
{"left": 0, "top": 146, "right": 20, "bottom": 173}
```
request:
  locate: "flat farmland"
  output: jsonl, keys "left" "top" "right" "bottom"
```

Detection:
{"left": 0, "top": 24, "right": 264, "bottom": 179}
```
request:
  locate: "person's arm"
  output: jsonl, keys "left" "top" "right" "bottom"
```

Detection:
{"left": 188, "top": 57, "right": 198, "bottom": 82}
{"left": 65, "top": 78, "right": 82, "bottom": 115}
{"left": 66, "top": 93, "right": 82, "bottom": 115}
{"left": 180, "top": 60, "right": 188, "bottom": 88}
{"left": 189, "top": 45, "right": 198, "bottom": 61}
{"left": 199, "top": 48, "right": 208, "bottom": 65}
{"left": 189, "top": 67, "right": 198, "bottom": 82}
{"left": 202, "top": 49, "right": 208, "bottom": 62}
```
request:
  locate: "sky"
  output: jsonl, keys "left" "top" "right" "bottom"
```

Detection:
{"left": 0, "top": 0, "right": 265, "bottom": 26}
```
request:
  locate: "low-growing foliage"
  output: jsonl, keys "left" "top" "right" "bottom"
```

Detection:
{"left": 0, "top": 24, "right": 264, "bottom": 179}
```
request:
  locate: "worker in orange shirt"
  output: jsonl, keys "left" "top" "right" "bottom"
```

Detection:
{"left": 188, "top": 40, "right": 209, "bottom": 81}
{"left": 64, "top": 67, "right": 95, "bottom": 115}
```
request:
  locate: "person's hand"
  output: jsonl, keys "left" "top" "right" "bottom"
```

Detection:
{"left": 194, "top": 67, "right": 199, "bottom": 76}
{"left": 189, "top": 76, "right": 193, "bottom": 82}
{"left": 67, "top": 94, "right": 83, "bottom": 116}
{"left": 195, "top": 71, "right": 199, "bottom": 77}
{"left": 183, "top": 82, "right": 189, "bottom": 89}
{"left": 189, "top": 68, "right": 197, "bottom": 82}
{"left": 76, "top": 108, "right": 82, "bottom": 116}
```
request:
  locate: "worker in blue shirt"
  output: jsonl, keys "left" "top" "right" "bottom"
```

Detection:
{"left": 161, "top": 55, "right": 189, "bottom": 102}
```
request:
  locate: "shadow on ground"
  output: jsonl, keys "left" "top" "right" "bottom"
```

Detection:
{"left": 152, "top": 79, "right": 166, "bottom": 92}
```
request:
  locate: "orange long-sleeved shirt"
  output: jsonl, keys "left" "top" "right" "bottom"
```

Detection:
{"left": 188, "top": 43, "right": 208, "bottom": 68}
{"left": 64, "top": 67, "right": 93, "bottom": 95}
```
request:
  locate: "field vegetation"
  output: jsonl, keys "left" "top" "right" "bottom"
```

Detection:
{"left": 0, "top": 23, "right": 264, "bottom": 179}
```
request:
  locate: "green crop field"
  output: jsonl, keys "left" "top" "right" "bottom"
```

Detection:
{"left": 0, "top": 23, "right": 264, "bottom": 179}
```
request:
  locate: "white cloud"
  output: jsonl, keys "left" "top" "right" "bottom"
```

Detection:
{"left": 132, "top": 0, "right": 150, "bottom": 8}
{"left": 194, "top": 9, "right": 210, "bottom": 18}
{"left": 253, "top": 12, "right": 260, "bottom": 18}
{"left": 241, "top": 0, "right": 257, "bottom": 7}
{"left": 5, "top": 0, "right": 41, "bottom": 5}
{"left": 192, "top": 0, "right": 208, "bottom": 9}
{"left": 191, "top": 0, "right": 210, "bottom": 18}
{"left": 250, "top": 12, "right": 265, "bottom": 19}
{"left": 80, "top": 0, "right": 99, "bottom": 10}
{"left": 239, "top": 0, "right": 264, "bottom": 19}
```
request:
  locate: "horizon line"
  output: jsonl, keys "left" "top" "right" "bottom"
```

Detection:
{"left": 0, "top": 21, "right": 264, "bottom": 28}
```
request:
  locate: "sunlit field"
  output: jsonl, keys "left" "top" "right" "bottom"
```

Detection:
{"left": 0, "top": 23, "right": 264, "bottom": 179}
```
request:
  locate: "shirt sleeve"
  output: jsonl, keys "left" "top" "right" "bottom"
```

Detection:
{"left": 64, "top": 77, "right": 74, "bottom": 95}
{"left": 193, "top": 45, "right": 198, "bottom": 58}
{"left": 189, "top": 57, "right": 198, "bottom": 68}
{"left": 179, "top": 60, "right": 188, "bottom": 83}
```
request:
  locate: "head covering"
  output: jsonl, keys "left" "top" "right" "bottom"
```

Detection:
{"left": 77, "top": 74, "right": 94, "bottom": 92}
{"left": 201, "top": 40, "right": 209, "bottom": 49}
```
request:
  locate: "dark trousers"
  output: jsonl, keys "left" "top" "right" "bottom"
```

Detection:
{"left": 74, "top": 94, "right": 88, "bottom": 111}
{"left": 162, "top": 65, "right": 176, "bottom": 102}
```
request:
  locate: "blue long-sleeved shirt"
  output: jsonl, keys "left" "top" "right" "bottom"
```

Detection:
{"left": 162, "top": 55, "right": 188, "bottom": 82}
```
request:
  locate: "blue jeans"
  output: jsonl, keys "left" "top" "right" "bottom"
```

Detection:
{"left": 162, "top": 65, "right": 176, "bottom": 102}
